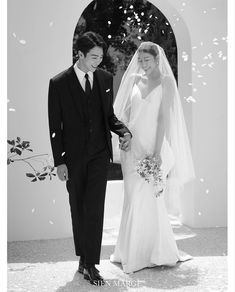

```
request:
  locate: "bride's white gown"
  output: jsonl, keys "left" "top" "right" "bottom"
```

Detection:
{"left": 110, "top": 83, "right": 190, "bottom": 273}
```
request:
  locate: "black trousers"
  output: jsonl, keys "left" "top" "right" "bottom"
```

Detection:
{"left": 66, "top": 148, "right": 110, "bottom": 265}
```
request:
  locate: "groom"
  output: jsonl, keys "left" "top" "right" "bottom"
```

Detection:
{"left": 48, "top": 31, "right": 131, "bottom": 285}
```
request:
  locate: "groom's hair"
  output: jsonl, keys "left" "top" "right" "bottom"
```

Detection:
{"left": 75, "top": 31, "right": 107, "bottom": 57}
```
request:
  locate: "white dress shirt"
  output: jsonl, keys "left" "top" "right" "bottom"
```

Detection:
{"left": 73, "top": 62, "right": 93, "bottom": 91}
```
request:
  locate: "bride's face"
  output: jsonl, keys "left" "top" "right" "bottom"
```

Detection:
{"left": 138, "top": 52, "right": 159, "bottom": 77}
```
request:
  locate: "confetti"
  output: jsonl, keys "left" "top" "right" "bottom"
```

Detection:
{"left": 108, "top": 35, "right": 112, "bottom": 39}
{"left": 137, "top": 36, "right": 142, "bottom": 40}
{"left": 61, "top": 152, "right": 65, "bottom": 157}
{"left": 186, "top": 96, "right": 196, "bottom": 103}
{"left": 19, "top": 39, "right": 26, "bottom": 45}
{"left": 124, "top": 9, "right": 127, "bottom": 14}
{"left": 108, "top": 21, "right": 111, "bottom": 25}
{"left": 52, "top": 133, "right": 56, "bottom": 138}
{"left": 130, "top": 5, "right": 133, "bottom": 9}
{"left": 141, "top": 12, "right": 144, "bottom": 16}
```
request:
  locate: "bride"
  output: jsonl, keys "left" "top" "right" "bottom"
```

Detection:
{"left": 110, "top": 42, "right": 195, "bottom": 273}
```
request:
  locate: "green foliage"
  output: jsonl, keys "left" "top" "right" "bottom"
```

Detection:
{"left": 73, "top": 0, "right": 178, "bottom": 81}
{"left": 7, "top": 138, "right": 56, "bottom": 182}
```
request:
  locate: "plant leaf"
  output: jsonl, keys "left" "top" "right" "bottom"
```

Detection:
{"left": 7, "top": 140, "right": 15, "bottom": 146}
{"left": 16, "top": 137, "right": 21, "bottom": 142}
{"left": 31, "top": 178, "right": 37, "bottom": 182}
{"left": 38, "top": 176, "right": 46, "bottom": 181}
{"left": 7, "top": 158, "right": 11, "bottom": 165}
{"left": 26, "top": 173, "right": 35, "bottom": 178}
{"left": 15, "top": 148, "right": 22, "bottom": 155}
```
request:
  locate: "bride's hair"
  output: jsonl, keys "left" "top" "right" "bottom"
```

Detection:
{"left": 137, "top": 43, "right": 159, "bottom": 58}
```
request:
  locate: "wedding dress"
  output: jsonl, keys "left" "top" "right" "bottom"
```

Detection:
{"left": 111, "top": 42, "right": 195, "bottom": 273}
{"left": 110, "top": 83, "right": 191, "bottom": 273}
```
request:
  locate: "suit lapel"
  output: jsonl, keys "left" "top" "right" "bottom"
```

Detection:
{"left": 94, "top": 69, "right": 108, "bottom": 114}
{"left": 66, "top": 66, "right": 84, "bottom": 119}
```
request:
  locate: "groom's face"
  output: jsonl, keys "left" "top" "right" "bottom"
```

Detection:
{"left": 78, "top": 46, "right": 103, "bottom": 73}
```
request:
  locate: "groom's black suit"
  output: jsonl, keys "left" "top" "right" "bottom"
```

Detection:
{"left": 48, "top": 66, "right": 131, "bottom": 265}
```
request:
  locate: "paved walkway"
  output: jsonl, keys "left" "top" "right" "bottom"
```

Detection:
{"left": 8, "top": 225, "right": 227, "bottom": 291}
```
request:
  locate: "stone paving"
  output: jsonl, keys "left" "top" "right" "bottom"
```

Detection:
{"left": 8, "top": 226, "right": 227, "bottom": 292}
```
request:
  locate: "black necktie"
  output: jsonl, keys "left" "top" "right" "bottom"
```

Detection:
{"left": 85, "top": 73, "right": 91, "bottom": 95}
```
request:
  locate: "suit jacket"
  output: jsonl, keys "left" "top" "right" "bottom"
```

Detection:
{"left": 48, "top": 66, "right": 131, "bottom": 168}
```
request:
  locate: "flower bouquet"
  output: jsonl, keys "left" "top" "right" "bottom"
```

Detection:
{"left": 136, "top": 155, "right": 165, "bottom": 197}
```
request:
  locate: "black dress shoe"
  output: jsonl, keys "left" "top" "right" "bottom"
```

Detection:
{"left": 83, "top": 266, "right": 105, "bottom": 286}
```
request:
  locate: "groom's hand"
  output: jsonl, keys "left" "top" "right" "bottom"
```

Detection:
{"left": 57, "top": 164, "right": 69, "bottom": 181}
{"left": 119, "top": 133, "right": 131, "bottom": 152}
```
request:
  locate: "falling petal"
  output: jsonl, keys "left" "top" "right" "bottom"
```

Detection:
{"left": 127, "top": 17, "right": 131, "bottom": 21}
{"left": 200, "top": 42, "right": 203, "bottom": 46}
{"left": 192, "top": 46, "right": 197, "bottom": 49}
{"left": 137, "top": 36, "right": 142, "bottom": 40}
{"left": 176, "top": 18, "right": 179, "bottom": 21}
{"left": 201, "top": 64, "right": 207, "bottom": 67}
{"left": 61, "top": 152, "right": 65, "bottom": 157}
{"left": 124, "top": 9, "right": 127, "bottom": 14}
{"left": 203, "top": 10, "right": 207, "bottom": 14}
{"left": 108, "top": 21, "right": 111, "bottom": 25}
{"left": 206, "top": 189, "right": 209, "bottom": 194}
{"left": 212, "top": 7, "right": 217, "bottom": 10}
{"left": 202, "top": 82, "right": 207, "bottom": 86}
{"left": 192, "top": 62, "right": 196, "bottom": 66}
{"left": 53, "top": 200, "right": 56, "bottom": 204}
{"left": 129, "top": 5, "right": 133, "bottom": 9}
{"left": 197, "top": 75, "right": 203, "bottom": 78}
{"left": 149, "top": 14, "right": 153, "bottom": 18}
{"left": 198, "top": 212, "right": 202, "bottom": 216}
{"left": 119, "top": 6, "right": 122, "bottom": 9}
{"left": 32, "top": 208, "right": 35, "bottom": 213}
{"left": 188, "top": 82, "right": 193, "bottom": 86}
{"left": 9, "top": 108, "right": 16, "bottom": 112}
{"left": 213, "top": 42, "right": 219, "bottom": 45}
{"left": 49, "top": 221, "right": 54, "bottom": 225}
{"left": 200, "top": 178, "right": 204, "bottom": 182}
{"left": 222, "top": 56, "right": 227, "bottom": 61}
{"left": 12, "top": 32, "right": 17, "bottom": 38}
{"left": 19, "top": 39, "right": 26, "bottom": 45}
{"left": 108, "top": 35, "right": 111, "bottom": 39}
{"left": 52, "top": 133, "right": 56, "bottom": 138}
{"left": 49, "top": 21, "right": 53, "bottom": 27}
{"left": 139, "top": 28, "right": 142, "bottom": 32}
{"left": 193, "top": 88, "right": 197, "bottom": 92}
{"left": 180, "top": 9, "right": 184, "bottom": 12}
{"left": 137, "top": 19, "right": 141, "bottom": 22}
{"left": 182, "top": 2, "right": 186, "bottom": 6}
{"left": 186, "top": 96, "right": 196, "bottom": 103}
{"left": 213, "top": 38, "right": 218, "bottom": 41}
{"left": 141, "top": 12, "right": 144, "bottom": 16}
{"left": 165, "top": 22, "right": 169, "bottom": 26}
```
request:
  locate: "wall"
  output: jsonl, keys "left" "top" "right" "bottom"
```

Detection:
{"left": 7, "top": 0, "right": 227, "bottom": 241}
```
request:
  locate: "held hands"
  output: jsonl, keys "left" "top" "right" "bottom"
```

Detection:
{"left": 57, "top": 164, "right": 69, "bottom": 181}
{"left": 119, "top": 133, "right": 132, "bottom": 152}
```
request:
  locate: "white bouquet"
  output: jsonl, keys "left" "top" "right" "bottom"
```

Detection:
{"left": 136, "top": 155, "right": 165, "bottom": 197}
